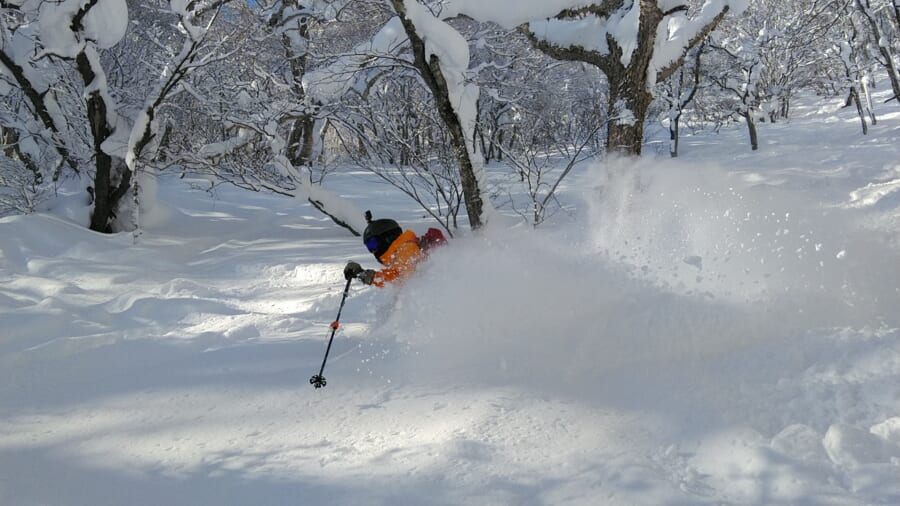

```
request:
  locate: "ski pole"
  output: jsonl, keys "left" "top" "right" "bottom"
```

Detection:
{"left": 310, "top": 276, "right": 354, "bottom": 389}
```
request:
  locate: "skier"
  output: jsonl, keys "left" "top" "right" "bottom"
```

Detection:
{"left": 343, "top": 211, "right": 446, "bottom": 287}
{"left": 343, "top": 212, "right": 423, "bottom": 287}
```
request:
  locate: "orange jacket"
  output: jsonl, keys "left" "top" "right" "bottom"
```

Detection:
{"left": 372, "top": 230, "right": 422, "bottom": 287}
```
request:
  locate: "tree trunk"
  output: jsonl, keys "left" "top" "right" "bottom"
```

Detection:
{"left": 280, "top": 14, "right": 317, "bottom": 167}
{"left": 781, "top": 94, "right": 790, "bottom": 119}
{"left": 862, "top": 76, "right": 877, "bottom": 125}
{"left": 390, "top": 0, "right": 485, "bottom": 229}
{"left": 895, "top": 0, "right": 900, "bottom": 28}
{"left": 434, "top": 65, "right": 485, "bottom": 229}
{"left": 670, "top": 115, "right": 680, "bottom": 158}
{"left": 878, "top": 49, "right": 900, "bottom": 105}
{"left": 850, "top": 86, "right": 869, "bottom": 135}
{"left": 606, "top": 73, "right": 654, "bottom": 155}
{"left": 0, "top": 49, "right": 78, "bottom": 178}
{"left": 77, "top": 51, "right": 130, "bottom": 233}
{"left": 286, "top": 116, "right": 317, "bottom": 167}
{"left": 857, "top": 0, "right": 900, "bottom": 106}
{"left": 522, "top": 2, "right": 728, "bottom": 157}
{"left": 475, "top": 124, "right": 488, "bottom": 162}
{"left": 2, "top": 127, "right": 41, "bottom": 182}
{"left": 603, "top": 3, "right": 658, "bottom": 156}
{"left": 742, "top": 111, "right": 759, "bottom": 151}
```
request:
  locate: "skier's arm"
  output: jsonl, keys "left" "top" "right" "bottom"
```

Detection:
{"left": 370, "top": 268, "right": 399, "bottom": 287}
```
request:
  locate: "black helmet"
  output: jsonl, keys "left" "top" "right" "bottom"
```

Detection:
{"left": 363, "top": 211, "right": 401, "bottom": 262}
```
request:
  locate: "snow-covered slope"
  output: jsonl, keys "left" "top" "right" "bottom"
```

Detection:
{"left": 1, "top": 92, "right": 899, "bottom": 505}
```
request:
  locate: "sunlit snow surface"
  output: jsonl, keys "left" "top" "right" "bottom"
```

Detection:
{"left": 1, "top": 93, "right": 900, "bottom": 504}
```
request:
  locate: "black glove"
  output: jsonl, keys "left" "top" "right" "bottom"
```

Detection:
{"left": 344, "top": 261, "right": 363, "bottom": 280}
{"left": 358, "top": 269, "right": 376, "bottom": 285}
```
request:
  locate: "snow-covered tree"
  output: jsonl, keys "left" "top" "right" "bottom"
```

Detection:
{"left": 853, "top": 0, "right": 900, "bottom": 106}
{"left": 0, "top": 145, "right": 45, "bottom": 215}
{"left": 0, "top": 0, "right": 133, "bottom": 230}
{"left": 125, "top": 1, "right": 239, "bottom": 239}
{"left": 0, "top": 2, "right": 83, "bottom": 196}
{"left": 0, "top": 0, "right": 237, "bottom": 232}
{"left": 706, "top": 32, "right": 766, "bottom": 150}
{"left": 507, "top": 0, "right": 746, "bottom": 155}
{"left": 386, "top": 0, "right": 493, "bottom": 229}
{"left": 339, "top": 75, "right": 466, "bottom": 233}
{"left": 836, "top": 14, "right": 878, "bottom": 134}
{"left": 470, "top": 25, "right": 606, "bottom": 162}
{"left": 258, "top": 0, "right": 352, "bottom": 168}
{"left": 749, "top": 0, "right": 846, "bottom": 121}
{"left": 655, "top": 43, "right": 706, "bottom": 157}
{"left": 170, "top": 0, "right": 369, "bottom": 235}
{"left": 495, "top": 96, "right": 601, "bottom": 226}
{"left": 700, "top": 0, "right": 850, "bottom": 150}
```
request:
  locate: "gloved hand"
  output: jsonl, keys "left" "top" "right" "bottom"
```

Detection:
{"left": 358, "top": 269, "right": 376, "bottom": 285}
{"left": 344, "top": 261, "right": 363, "bottom": 280}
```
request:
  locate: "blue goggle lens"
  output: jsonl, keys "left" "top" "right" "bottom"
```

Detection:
{"left": 365, "top": 237, "right": 379, "bottom": 252}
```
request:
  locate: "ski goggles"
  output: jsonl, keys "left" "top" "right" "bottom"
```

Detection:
{"left": 365, "top": 236, "right": 379, "bottom": 253}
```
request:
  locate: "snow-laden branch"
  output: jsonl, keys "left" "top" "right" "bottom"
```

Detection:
{"left": 400, "top": 0, "right": 477, "bottom": 142}
{"left": 189, "top": 114, "right": 367, "bottom": 235}
{"left": 474, "top": 0, "right": 747, "bottom": 155}
{"left": 304, "top": 16, "right": 411, "bottom": 104}
{"left": 266, "top": 119, "right": 367, "bottom": 234}
{"left": 440, "top": 0, "right": 596, "bottom": 28}
{"left": 0, "top": 35, "right": 78, "bottom": 175}
{"left": 126, "top": 1, "right": 225, "bottom": 172}
{"left": 37, "top": 0, "right": 128, "bottom": 59}
{"left": 388, "top": 0, "right": 495, "bottom": 228}
{"left": 649, "top": 0, "right": 743, "bottom": 86}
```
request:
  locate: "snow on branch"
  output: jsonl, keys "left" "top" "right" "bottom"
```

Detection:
{"left": 126, "top": 1, "right": 227, "bottom": 171}
{"left": 37, "top": 0, "right": 128, "bottom": 59}
{"left": 649, "top": 0, "right": 746, "bottom": 86}
{"left": 304, "top": 16, "right": 411, "bottom": 104}
{"left": 447, "top": 0, "right": 746, "bottom": 89}
{"left": 0, "top": 42, "right": 78, "bottom": 175}
{"left": 440, "top": 0, "right": 595, "bottom": 28}
{"left": 389, "top": 0, "right": 495, "bottom": 227}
